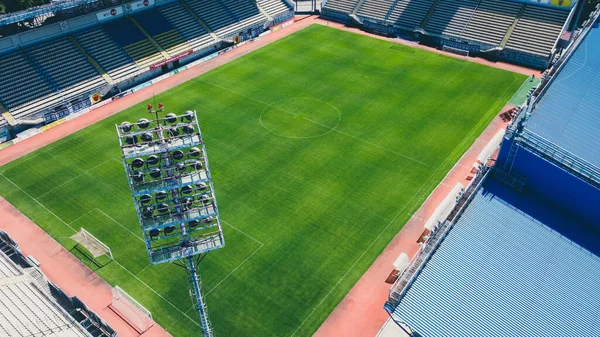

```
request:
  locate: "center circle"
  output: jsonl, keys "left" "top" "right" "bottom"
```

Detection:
{"left": 259, "top": 98, "right": 341, "bottom": 139}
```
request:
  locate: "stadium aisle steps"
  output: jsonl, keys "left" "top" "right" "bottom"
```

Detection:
{"left": 461, "top": 0, "right": 522, "bottom": 47}
{"left": 357, "top": 0, "right": 395, "bottom": 22}
{"left": 175, "top": 0, "right": 220, "bottom": 41}
{"left": 159, "top": 1, "right": 217, "bottom": 51}
{"left": 385, "top": 0, "right": 436, "bottom": 29}
{"left": 24, "top": 37, "right": 107, "bottom": 95}
{"left": 103, "top": 18, "right": 166, "bottom": 69}
{"left": 254, "top": 0, "right": 273, "bottom": 20}
{"left": 506, "top": 5, "right": 569, "bottom": 56}
{"left": 134, "top": 8, "right": 193, "bottom": 56}
{"left": 185, "top": 0, "right": 266, "bottom": 38}
{"left": 424, "top": 0, "right": 481, "bottom": 37}
{"left": 127, "top": 16, "right": 171, "bottom": 59}
{"left": 184, "top": 0, "right": 238, "bottom": 33}
{"left": 499, "top": 4, "right": 526, "bottom": 48}
{"left": 68, "top": 35, "right": 114, "bottom": 85}
{"left": 418, "top": 0, "right": 442, "bottom": 29}
{"left": 154, "top": 30, "right": 193, "bottom": 56}
{"left": 72, "top": 27, "right": 139, "bottom": 83}
{"left": 218, "top": 0, "right": 267, "bottom": 36}
{"left": 323, "top": 0, "right": 361, "bottom": 17}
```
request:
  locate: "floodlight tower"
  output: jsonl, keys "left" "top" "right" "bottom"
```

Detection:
{"left": 116, "top": 104, "right": 225, "bottom": 337}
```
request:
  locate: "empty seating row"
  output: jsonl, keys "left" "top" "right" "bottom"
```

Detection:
{"left": 386, "top": 0, "right": 436, "bottom": 29}
{"left": 257, "top": 0, "right": 292, "bottom": 18}
{"left": 184, "top": 0, "right": 238, "bottom": 33}
{"left": 102, "top": 17, "right": 147, "bottom": 47}
{"left": 0, "top": 0, "right": 292, "bottom": 127}
{"left": 219, "top": 0, "right": 267, "bottom": 36}
{"left": 357, "top": 0, "right": 395, "bottom": 22}
{"left": 461, "top": 0, "right": 522, "bottom": 46}
{"left": 425, "top": 0, "right": 481, "bottom": 37}
{"left": 158, "top": 2, "right": 216, "bottom": 51}
{"left": 134, "top": 8, "right": 192, "bottom": 56}
{"left": 73, "top": 27, "right": 139, "bottom": 83}
{"left": 394, "top": 180, "right": 600, "bottom": 337}
{"left": 103, "top": 18, "right": 165, "bottom": 68}
{"left": 24, "top": 38, "right": 106, "bottom": 95}
{"left": 506, "top": 5, "right": 569, "bottom": 55}
{"left": 0, "top": 50, "right": 53, "bottom": 110}
{"left": 323, "top": 0, "right": 360, "bottom": 15}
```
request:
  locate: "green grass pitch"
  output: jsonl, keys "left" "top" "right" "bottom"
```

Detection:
{"left": 0, "top": 25, "right": 524, "bottom": 336}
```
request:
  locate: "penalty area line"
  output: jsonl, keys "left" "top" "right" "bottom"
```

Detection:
{"left": 0, "top": 173, "right": 201, "bottom": 327}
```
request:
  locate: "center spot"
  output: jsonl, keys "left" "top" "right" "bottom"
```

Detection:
{"left": 260, "top": 98, "right": 341, "bottom": 138}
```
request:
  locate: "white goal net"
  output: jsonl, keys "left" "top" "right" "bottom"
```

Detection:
{"left": 110, "top": 286, "right": 154, "bottom": 333}
{"left": 442, "top": 45, "right": 470, "bottom": 57}
{"left": 70, "top": 228, "right": 113, "bottom": 259}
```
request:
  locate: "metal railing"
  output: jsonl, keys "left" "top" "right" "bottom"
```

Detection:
{"left": 387, "top": 165, "right": 491, "bottom": 307}
{"left": 0, "top": 0, "right": 100, "bottom": 26}
{"left": 517, "top": 130, "right": 600, "bottom": 188}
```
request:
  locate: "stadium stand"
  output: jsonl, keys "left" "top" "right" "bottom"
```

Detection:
{"left": 185, "top": 0, "right": 243, "bottom": 36}
{"left": 324, "top": 0, "right": 575, "bottom": 68}
{"left": 0, "top": 0, "right": 291, "bottom": 137}
{"left": 0, "top": 50, "right": 54, "bottom": 114}
{"left": 158, "top": 1, "right": 217, "bottom": 51}
{"left": 102, "top": 18, "right": 166, "bottom": 69}
{"left": 257, "top": 0, "right": 292, "bottom": 19}
{"left": 524, "top": 22, "right": 600, "bottom": 167}
{"left": 388, "top": 179, "right": 600, "bottom": 336}
{"left": 72, "top": 27, "right": 140, "bottom": 83}
{"left": 133, "top": 8, "right": 192, "bottom": 57}
{"left": 24, "top": 38, "right": 107, "bottom": 97}
{"left": 461, "top": 0, "right": 523, "bottom": 47}
{"left": 356, "top": 0, "right": 394, "bottom": 22}
{"left": 384, "top": 9, "right": 600, "bottom": 335}
{"left": 424, "top": 0, "right": 481, "bottom": 37}
{"left": 506, "top": 5, "right": 570, "bottom": 56}
{"left": 0, "top": 230, "right": 116, "bottom": 337}
{"left": 322, "top": 0, "right": 360, "bottom": 19}
{"left": 386, "top": 0, "right": 436, "bottom": 29}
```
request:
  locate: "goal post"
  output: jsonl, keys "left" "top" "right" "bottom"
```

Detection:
{"left": 70, "top": 228, "right": 113, "bottom": 260}
{"left": 110, "top": 286, "right": 154, "bottom": 333}
{"left": 442, "top": 45, "right": 470, "bottom": 57}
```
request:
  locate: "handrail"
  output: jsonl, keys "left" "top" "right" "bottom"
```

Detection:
{"left": 518, "top": 130, "right": 600, "bottom": 188}
{"left": 387, "top": 165, "right": 491, "bottom": 307}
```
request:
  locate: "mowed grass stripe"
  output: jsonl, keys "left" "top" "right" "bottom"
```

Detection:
{"left": 0, "top": 24, "right": 524, "bottom": 336}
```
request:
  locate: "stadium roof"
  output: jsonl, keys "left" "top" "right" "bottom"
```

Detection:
{"left": 390, "top": 178, "right": 600, "bottom": 336}
{"left": 0, "top": 251, "right": 91, "bottom": 337}
{"left": 525, "top": 19, "right": 600, "bottom": 168}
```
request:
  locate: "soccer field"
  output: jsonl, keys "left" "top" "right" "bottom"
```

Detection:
{"left": 0, "top": 25, "right": 524, "bottom": 336}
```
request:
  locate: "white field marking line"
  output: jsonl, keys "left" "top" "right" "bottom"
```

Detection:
{"left": 1, "top": 173, "right": 201, "bottom": 327}
{"left": 204, "top": 219, "right": 264, "bottom": 296}
{"left": 205, "top": 245, "right": 262, "bottom": 296}
{"left": 196, "top": 78, "right": 433, "bottom": 168}
{"left": 135, "top": 263, "right": 153, "bottom": 276}
{"left": 0, "top": 174, "right": 77, "bottom": 233}
{"left": 95, "top": 208, "right": 145, "bottom": 243}
{"left": 112, "top": 259, "right": 201, "bottom": 327}
{"left": 69, "top": 208, "right": 98, "bottom": 225}
{"left": 37, "top": 160, "right": 113, "bottom": 199}
{"left": 444, "top": 62, "right": 471, "bottom": 86}
{"left": 289, "top": 76, "right": 522, "bottom": 337}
